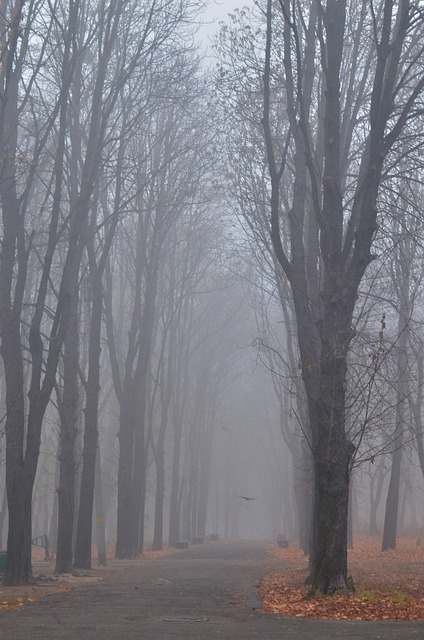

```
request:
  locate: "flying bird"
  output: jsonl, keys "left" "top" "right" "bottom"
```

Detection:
{"left": 239, "top": 496, "right": 256, "bottom": 501}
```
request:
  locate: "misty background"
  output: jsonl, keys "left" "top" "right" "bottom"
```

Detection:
{"left": 1, "top": 0, "right": 424, "bottom": 587}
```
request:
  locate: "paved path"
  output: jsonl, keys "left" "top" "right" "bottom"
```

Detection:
{"left": 1, "top": 540, "right": 423, "bottom": 639}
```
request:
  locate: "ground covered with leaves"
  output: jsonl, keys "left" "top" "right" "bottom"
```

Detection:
{"left": 260, "top": 536, "right": 424, "bottom": 620}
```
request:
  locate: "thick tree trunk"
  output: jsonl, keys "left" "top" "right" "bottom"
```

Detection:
{"left": 3, "top": 319, "right": 57, "bottom": 586}
{"left": 309, "top": 447, "right": 351, "bottom": 593}
{"left": 5, "top": 474, "right": 32, "bottom": 584}
{"left": 2, "top": 325, "right": 30, "bottom": 584}
{"left": 306, "top": 292, "right": 355, "bottom": 594}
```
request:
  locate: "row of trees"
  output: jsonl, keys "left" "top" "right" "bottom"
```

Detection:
{"left": 0, "top": 0, "right": 248, "bottom": 585}
{"left": 2, "top": 0, "right": 424, "bottom": 596}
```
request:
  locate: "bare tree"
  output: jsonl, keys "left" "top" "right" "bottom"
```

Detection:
{"left": 217, "top": 0, "right": 424, "bottom": 593}
{"left": 73, "top": 0, "right": 160, "bottom": 570}
{"left": 0, "top": 0, "right": 89, "bottom": 585}
{"left": 104, "top": 44, "right": 208, "bottom": 558}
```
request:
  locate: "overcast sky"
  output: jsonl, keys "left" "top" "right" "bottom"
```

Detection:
{"left": 203, "top": 0, "right": 250, "bottom": 21}
{"left": 197, "top": 0, "right": 253, "bottom": 53}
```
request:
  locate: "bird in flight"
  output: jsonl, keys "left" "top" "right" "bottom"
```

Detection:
{"left": 239, "top": 496, "right": 256, "bottom": 501}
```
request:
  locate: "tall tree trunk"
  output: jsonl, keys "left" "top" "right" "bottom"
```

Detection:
{"left": 55, "top": 284, "right": 79, "bottom": 573}
{"left": 152, "top": 437, "right": 166, "bottom": 551}
{"left": 168, "top": 419, "right": 183, "bottom": 546}
{"left": 115, "top": 250, "right": 160, "bottom": 557}
{"left": 292, "top": 436, "right": 313, "bottom": 555}
{"left": 368, "top": 457, "right": 386, "bottom": 536}
{"left": 132, "top": 267, "right": 160, "bottom": 555}
{"left": 168, "top": 312, "right": 190, "bottom": 547}
{"left": 381, "top": 431, "right": 403, "bottom": 550}
{"left": 301, "top": 288, "right": 355, "bottom": 592}
{"left": 95, "top": 446, "right": 107, "bottom": 566}
{"left": 0, "top": 482, "right": 7, "bottom": 549}
{"left": 347, "top": 482, "right": 354, "bottom": 550}
{"left": 196, "top": 422, "right": 214, "bottom": 538}
{"left": 382, "top": 253, "right": 409, "bottom": 551}
{"left": 115, "top": 404, "right": 136, "bottom": 558}
{"left": 74, "top": 264, "right": 103, "bottom": 569}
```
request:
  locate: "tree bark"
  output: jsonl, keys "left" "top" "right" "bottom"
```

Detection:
{"left": 55, "top": 287, "right": 79, "bottom": 573}
{"left": 382, "top": 239, "right": 410, "bottom": 551}
{"left": 95, "top": 447, "right": 107, "bottom": 566}
{"left": 368, "top": 457, "right": 387, "bottom": 536}
{"left": 74, "top": 267, "right": 103, "bottom": 569}
{"left": 168, "top": 419, "right": 183, "bottom": 546}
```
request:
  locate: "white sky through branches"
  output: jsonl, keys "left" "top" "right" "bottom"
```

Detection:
{"left": 198, "top": 0, "right": 253, "bottom": 54}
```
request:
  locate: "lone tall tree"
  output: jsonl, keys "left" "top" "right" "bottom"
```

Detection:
{"left": 218, "top": 0, "right": 424, "bottom": 593}
{"left": 265, "top": 0, "right": 424, "bottom": 594}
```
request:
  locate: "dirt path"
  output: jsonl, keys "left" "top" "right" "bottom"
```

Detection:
{"left": 1, "top": 540, "right": 423, "bottom": 639}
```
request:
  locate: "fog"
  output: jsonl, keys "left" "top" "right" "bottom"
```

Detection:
{"left": 0, "top": 0, "right": 424, "bottom": 589}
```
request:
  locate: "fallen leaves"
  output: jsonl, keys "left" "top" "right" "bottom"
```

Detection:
{"left": 0, "top": 596, "right": 35, "bottom": 612}
{"left": 141, "top": 548, "right": 177, "bottom": 560}
{"left": 260, "top": 536, "right": 424, "bottom": 621}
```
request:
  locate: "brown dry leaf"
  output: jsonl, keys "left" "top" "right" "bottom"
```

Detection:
{"left": 0, "top": 596, "right": 34, "bottom": 612}
{"left": 261, "top": 535, "right": 424, "bottom": 621}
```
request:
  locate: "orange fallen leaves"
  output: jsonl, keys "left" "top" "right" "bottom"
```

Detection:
{"left": 0, "top": 596, "right": 35, "bottom": 612}
{"left": 261, "top": 536, "right": 424, "bottom": 621}
{"left": 141, "top": 547, "right": 178, "bottom": 560}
